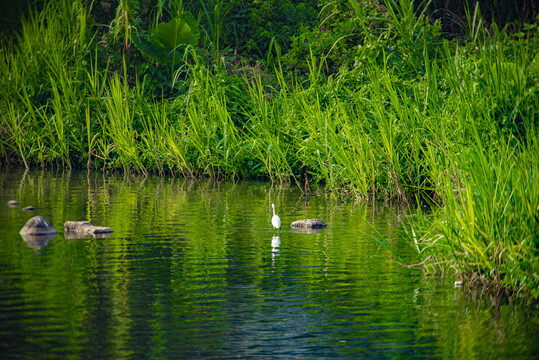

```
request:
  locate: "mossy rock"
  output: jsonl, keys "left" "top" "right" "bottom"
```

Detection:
{"left": 290, "top": 219, "right": 327, "bottom": 229}
{"left": 64, "top": 221, "right": 113, "bottom": 235}
{"left": 19, "top": 216, "right": 57, "bottom": 235}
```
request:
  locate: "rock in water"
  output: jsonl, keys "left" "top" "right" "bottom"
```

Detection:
{"left": 64, "top": 221, "right": 113, "bottom": 235}
{"left": 290, "top": 219, "right": 327, "bottom": 229}
{"left": 20, "top": 216, "right": 57, "bottom": 235}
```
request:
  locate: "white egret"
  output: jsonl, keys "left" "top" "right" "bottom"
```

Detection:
{"left": 271, "top": 203, "right": 281, "bottom": 233}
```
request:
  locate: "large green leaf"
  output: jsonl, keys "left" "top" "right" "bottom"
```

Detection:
{"left": 151, "top": 11, "right": 200, "bottom": 58}
{"left": 131, "top": 12, "right": 200, "bottom": 64}
{"left": 131, "top": 30, "right": 167, "bottom": 63}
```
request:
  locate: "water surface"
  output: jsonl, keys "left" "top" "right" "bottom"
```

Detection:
{"left": 0, "top": 171, "right": 537, "bottom": 359}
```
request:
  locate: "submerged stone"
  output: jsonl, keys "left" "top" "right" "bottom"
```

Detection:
{"left": 64, "top": 221, "right": 113, "bottom": 236}
{"left": 7, "top": 200, "right": 19, "bottom": 207}
{"left": 290, "top": 219, "right": 328, "bottom": 229}
{"left": 19, "top": 216, "right": 57, "bottom": 236}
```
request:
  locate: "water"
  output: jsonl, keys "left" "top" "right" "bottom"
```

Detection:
{"left": 0, "top": 171, "right": 537, "bottom": 359}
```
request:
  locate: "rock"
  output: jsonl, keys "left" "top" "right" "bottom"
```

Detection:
{"left": 64, "top": 221, "right": 113, "bottom": 235}
{"left": 22, "top": 206, "right": 36, "bottom": 211}
{"left": 290, "top": 219, "right": 327, "bottom": 229}
{"left": 7, "top": 200, "right": 19, "bottom": 207}
{"left": 19, "top": 216, "right": 57, "bottom": 236}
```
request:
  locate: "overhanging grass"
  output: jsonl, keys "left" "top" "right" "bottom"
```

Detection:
{"left": 404, "top": 128, "right": 539, "bottom": 299}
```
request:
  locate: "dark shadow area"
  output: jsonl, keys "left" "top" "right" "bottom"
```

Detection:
{"left": 419, "top": 0, "right": 537, "bottom": 37}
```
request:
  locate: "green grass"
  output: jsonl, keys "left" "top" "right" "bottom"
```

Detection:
{"left": 0, "top": 0, "right": 537, "bottom": 299}
{"left": 404, "top": 128, "right": 539, "bottom": 299}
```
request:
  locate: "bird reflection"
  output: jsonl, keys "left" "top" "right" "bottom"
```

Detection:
{"left": 271, "top": 235, "right": 280, "bottom": 266}
{"left": 271, "top": 235, "right": 281, "bottom": 249}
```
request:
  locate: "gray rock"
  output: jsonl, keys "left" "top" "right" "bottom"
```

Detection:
{"left": 7, "top": 200, "right": 19, "bottom": 207}
{"left": 22, "top": 206, "right": 36, "bottom": 211}
{"left": 64, "top": 221, "right": 113, "bottom": 235}
{"left": 20, "top": 216, "right": 57, "bottom": 236}
{"left": 290, "top": 219, "right": 327, "bottom": 229}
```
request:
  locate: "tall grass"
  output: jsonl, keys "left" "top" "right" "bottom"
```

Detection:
{"left": 405, "top": 128, "right": 539, "bottom": 299}
{"left": 243, "top": 70, "right": 298, "bottom": 183}
{"left": 0, "top": 0, "right": 89, "bottom": 168}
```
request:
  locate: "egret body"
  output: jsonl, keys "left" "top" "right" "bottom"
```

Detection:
{"left": 271, "top": 203, "right": 281, "bottom": 233}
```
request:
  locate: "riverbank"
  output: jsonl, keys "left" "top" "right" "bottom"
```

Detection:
{"left": 1, "top": 1, "right": 537, "bottom": 300}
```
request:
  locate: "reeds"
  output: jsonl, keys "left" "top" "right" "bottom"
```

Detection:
{"left": 406, "top": 128, "right": 539, "bottom": 299}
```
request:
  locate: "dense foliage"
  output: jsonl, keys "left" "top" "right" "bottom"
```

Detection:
{"left": 0, "top": 0, "right": 537, "bottom": 300}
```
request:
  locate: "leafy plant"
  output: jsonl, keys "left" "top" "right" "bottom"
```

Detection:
{"left": 131, "top": 11, "right": 200, "bottom": 65}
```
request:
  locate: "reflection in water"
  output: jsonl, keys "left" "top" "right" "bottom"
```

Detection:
{"left": 64, "top": 231, "right": 112, "bottom": 240}
{"left": 271, "top": 235, "right": 280, "bottom": 266}
{"left": 271, "top": 235, "right": 281, "bottom": 249}
{"left": 291, "top": 227, "right": 323, "bottom": 234}
{"left": 20, "top": 233, "right": 56, "bottom": 250}
{"left": 0, "top": 171, "right": 537, "bottom": 360}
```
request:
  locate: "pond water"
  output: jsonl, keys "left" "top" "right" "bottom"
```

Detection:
{"left": 0, "top": 171, "right": 537, "bottom": 359}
